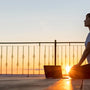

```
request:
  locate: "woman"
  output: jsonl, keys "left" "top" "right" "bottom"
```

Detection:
{"left": 69, "top": 13, "right": 90, "bottom": 79}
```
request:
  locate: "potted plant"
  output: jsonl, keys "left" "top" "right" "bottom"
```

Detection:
{"left": 44, "top": 40, "right": 62, "bottom": 79}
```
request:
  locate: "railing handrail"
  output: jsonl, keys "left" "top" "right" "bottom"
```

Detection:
{"left": 0, "top": 41, "right": 84, "bottom": 44}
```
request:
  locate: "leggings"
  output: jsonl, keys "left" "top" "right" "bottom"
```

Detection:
{"left": 69, "top": 64, "right": 90, "bottom": 79}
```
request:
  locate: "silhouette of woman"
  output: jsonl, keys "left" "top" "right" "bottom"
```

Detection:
{"left": 69, "top": 13, "right": 90, "bottom": 79}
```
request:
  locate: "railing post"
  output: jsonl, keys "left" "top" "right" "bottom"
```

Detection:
{"left": 55, "top": 40, "right": 56, "bottom": 66}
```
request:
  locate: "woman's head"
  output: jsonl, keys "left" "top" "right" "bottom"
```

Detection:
{"left": 84, "top": 13, "right": 90, "bottom": 27}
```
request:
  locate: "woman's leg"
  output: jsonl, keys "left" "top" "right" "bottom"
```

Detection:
{"left": 69, "top": 64, "right": 90, "bottom": 79}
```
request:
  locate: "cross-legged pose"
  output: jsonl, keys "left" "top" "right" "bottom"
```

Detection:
{"left": 69, "top": 13, "right": 90, "bottom": 79}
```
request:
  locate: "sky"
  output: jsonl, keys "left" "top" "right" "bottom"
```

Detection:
{"left": 0, "top": 0, "right": 90, "bottom": 42}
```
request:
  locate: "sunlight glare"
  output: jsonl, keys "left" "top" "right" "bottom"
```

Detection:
{"left": 66, "top": 65, "right": 71, "bottom": 74}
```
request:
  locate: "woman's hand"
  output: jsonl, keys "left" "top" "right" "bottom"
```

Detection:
{"left": 72, "top": 63, "right": 80, "bottom": 68}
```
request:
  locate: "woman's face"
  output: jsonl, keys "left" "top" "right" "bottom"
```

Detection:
{"left": 84, "top": 15, "right": 90, "bottom": 27}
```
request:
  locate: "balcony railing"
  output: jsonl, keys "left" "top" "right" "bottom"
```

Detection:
{"left": 0, "top": 41, "right": 87, "bottom": 76}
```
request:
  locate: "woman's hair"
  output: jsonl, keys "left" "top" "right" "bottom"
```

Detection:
{"left": 86, "top": 13, "right": 90, "bottom": 18}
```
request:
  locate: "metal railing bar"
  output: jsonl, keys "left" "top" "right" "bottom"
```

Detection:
{"left": 17, "top": 46, "right": 19, "bottom": 74}
{"left": 77, "top": 45, "right": 78, "bottom": 64}
{"left": 0, "top": 46, "right": 2, "bottom": 74}
{"left": 39, "top": 43, "right": 40, "bottom": 75}
{"left": 44, "top": 45, "right": 46, "bottom": 65}
{"left": 69, "top": 43, "right": 70, "bottom": 66}
{"left": 33, "top": 46, "right": 35, "bottom": 75}
{"left": 61, "top": 46, "right": 63, "bottom": 66}
{"left": 57, "top": 45, "right": 59, "bottom": 65}
{"left": 28, "top": 46, "right": 30, "bottom": 76}
{"left": 48, "top": 46, "right": 50, "bottom": 65}
{"left": 52, "top": 45, "right": 54, "bottom": 65}
{"left": 73, "top": 45, "right": 74, "bottom": 65}
{"left": 0, "top": 42, "right": 84, "bottom": 44}
{"left": 65, "top": 45, "right": 66, "bottom": 73}
{"left": 6, "top": 46, "right": 8, "bottom": 75}
{"left": 11, "top": 46, "right": 13, "bottom": 75}
{"left": 22, "top": 46, "right": 24, "bottom": 75}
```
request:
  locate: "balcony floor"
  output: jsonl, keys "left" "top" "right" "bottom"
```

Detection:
{"left": 0, "top": 76, "right": 89, "bottom": 90}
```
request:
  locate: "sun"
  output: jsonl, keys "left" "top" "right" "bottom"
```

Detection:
{"left": 66, "top": 65, "right": 71, "bottom": 74}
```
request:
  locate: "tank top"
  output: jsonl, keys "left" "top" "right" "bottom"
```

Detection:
{"left": 85, "top": 32, "right": 90, "bottom": 63}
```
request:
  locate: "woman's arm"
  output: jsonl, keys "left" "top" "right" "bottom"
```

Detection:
{"left": 73, "top": 42, "right": 90, "bottom": 67}
{"left": 78, "top": 42, "right": 90, "bottom": 65}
